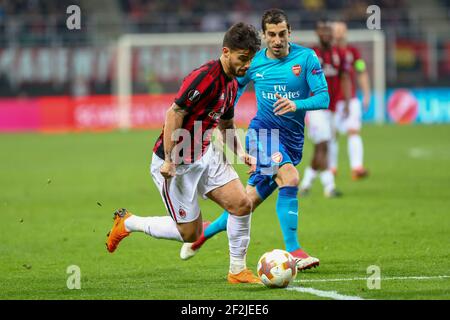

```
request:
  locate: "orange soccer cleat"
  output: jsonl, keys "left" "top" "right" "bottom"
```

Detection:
{"left": 227, "top": 269, "right": 262, "bottom": 284}
{"left": 106, "top": 208, "right": 132, "bottom": 253}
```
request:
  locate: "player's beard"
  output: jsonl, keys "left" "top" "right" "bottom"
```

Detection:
{"left": 269, "top": 43, "right": 287, "bottom": 58}
{"left": 231, "top": 64, "right": 248, "bottom": 77}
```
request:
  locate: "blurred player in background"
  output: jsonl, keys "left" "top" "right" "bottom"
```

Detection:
{"left": 106, "top": 22, "right": 263, "bottom": 284}
{"left": 299, "top": 18, "right": 351, "bottom": 197}
{"left": 180, "top": 8, "right": 330, "bottom": 270}
{"left": 329, "top": 21, "right": 370, "bottom": 180}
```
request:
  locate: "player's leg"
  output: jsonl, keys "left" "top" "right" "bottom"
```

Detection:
{"left": 106, "top": 154, "right": 203, "bottom": 253}
{"left": 329, "top": 137, "right": 339, "bottom": 176}
{"left": 345, "top": 98, "right": 368, "bottom": 180}
{"left": 274, "top": 163, "right": 320, "bottom": 270}
{"left": 274, "top": 162, "right": 301, "bottom": 253}
{"left": 301, "top": 110, "right": 326, "bottom": 194}
{"left": 206, "top": 179, "right": 260, "bottom": 284}
{"left": 119, "top": 208, "right": 201, "bottom": 241}
{"left": 329, "top": 101, "right": 345, "bottom": 176}
{"left": 303, "top": 110, "right": 342, "bottom": 197}
{"left": 180, "top": 175, "right": 276, "bottom": 260}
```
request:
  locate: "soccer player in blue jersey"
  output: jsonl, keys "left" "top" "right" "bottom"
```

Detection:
{"left": 180, "top": 9, "right": 330, "bottom": 270}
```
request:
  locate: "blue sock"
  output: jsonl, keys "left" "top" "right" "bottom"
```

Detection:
{"left": 276, "top": 186, "right": 301, "bottom": 252}
{"left": 204, "top": 211, "right": 229, "bottom": 238}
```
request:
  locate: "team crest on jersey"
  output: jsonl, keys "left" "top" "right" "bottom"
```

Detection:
{"left": 179, "top": 208, "right": 187, "bottom": 218}
{"left": 292, "top": 65, "right": 302, "bottom": 76}
{"left": 271, "top": 152, "right": 283, "bottom": 164}
{"left": 188, "top": 89, "right": 201, "bottom": 102}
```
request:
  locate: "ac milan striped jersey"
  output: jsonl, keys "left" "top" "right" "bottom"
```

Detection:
{"left": 153, "top": 59, "right": 238, "bottom": 164}
{"left": 312, "top": 46, "right": 350, "bottom": 112}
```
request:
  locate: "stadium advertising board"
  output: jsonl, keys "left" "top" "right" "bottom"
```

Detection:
{"left": 0, "top": 89, "right": 449, "bottom": 132}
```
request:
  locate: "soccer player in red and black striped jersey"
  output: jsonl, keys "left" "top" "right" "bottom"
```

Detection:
{"left": 106, "top": 22, "right": 263, "bottom": 284}
{"left": 330, "top": 21, "right": 371, "bottom": 180}
{"left": 300, "top": 18, "right": 351, "bottom": 198}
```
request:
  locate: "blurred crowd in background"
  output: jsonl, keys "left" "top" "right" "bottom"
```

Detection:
{"left": 0, "top": 0, "right": 449, "bottom": 97}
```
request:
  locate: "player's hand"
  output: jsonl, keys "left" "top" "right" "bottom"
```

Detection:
{"left": 160, "top": 160, "right": 176, "bottom": 179}
{"left": 241, "top": 153, "right": 257, "bottom": 174}
{"left": 273, "top": 93, "right": 297, "bottom": 116}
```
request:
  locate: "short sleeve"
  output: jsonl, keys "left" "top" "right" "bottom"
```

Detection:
{"left": 174, "top": 70, "right": 212, "bottom": 111}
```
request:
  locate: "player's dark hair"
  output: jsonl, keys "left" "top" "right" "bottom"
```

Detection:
{"left": 261, "top": 8, "right": 290, "bottom": 33}
{"left": 316, "top": 15, "right": 334, "bottom": 28}
{"left": 223, "top": 22, "right": 261, "bottom": 54}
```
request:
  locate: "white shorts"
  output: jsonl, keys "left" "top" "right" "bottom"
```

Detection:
{"left": 306, "top": 109, "right": 333, "bottom": 144}
{"left": 334, "top": 98, "right": 362, "bottom": 134}
{"left": 150, "top": 146, "right": 239, "bottom": 223}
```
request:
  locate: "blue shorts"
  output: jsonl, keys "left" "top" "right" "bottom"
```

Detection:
{"left": 245, "top": 128, "right": 303, "bottom": 199}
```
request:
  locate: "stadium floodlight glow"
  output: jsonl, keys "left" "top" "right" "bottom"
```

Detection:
{"left": 116, "top": 30, "right": 385, "bottom": 129}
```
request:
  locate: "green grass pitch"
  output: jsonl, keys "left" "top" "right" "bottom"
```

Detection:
{"left": 0, "top": 124, "right": 449, "bottom": 300}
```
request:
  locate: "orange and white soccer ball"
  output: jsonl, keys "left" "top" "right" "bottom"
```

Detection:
{"left": 257, "top": 249, "right": 297, "bottom": 288}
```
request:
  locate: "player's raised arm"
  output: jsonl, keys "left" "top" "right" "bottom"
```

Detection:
{"left": 160, "top": 103, "right": 188, "bottom": 179}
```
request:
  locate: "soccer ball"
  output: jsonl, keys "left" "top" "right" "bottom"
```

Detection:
{"left": 257, "top": 249, "right": 297, "bottom": 288}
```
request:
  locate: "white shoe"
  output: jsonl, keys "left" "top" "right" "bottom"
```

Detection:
{"left": 180, "top": 242, "right": 197, "bottom": 260}
{"left": 296, "top": 256, "right": 320, "bottom": 271}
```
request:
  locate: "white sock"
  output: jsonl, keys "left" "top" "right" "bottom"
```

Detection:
{"left": 125, "top": 215, "right": 183, "bottom": 242}
{"left": 320, "top": 170, "right": 336, "bottom": 194}
{"left": 348, "top": 134, "right": 364, "bottom": 169}
{"left": 227, "top": 214, "right": 251, "bottom": 274}
{"left": 329, "top": 138, "right": 339, "bottom": 171}
{"left": 301, "top": 166, "right": 317, "bottom": 190}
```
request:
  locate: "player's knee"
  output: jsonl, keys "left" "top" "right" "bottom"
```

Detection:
{"left": 229, "top": 196, "right": 252, "bottom": 216}
{"left": 277, "top": 174, "right": 299, "bottom": 187}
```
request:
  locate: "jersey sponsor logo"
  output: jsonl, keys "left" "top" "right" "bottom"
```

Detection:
{"left": 188, "top": 89, "right": 201, "bottom": 102}
{"left": 271, "top": 152, "right": 283, "bottom": 164}
{"left": 312, "top": 68, "right": 323, "bottom": 75}
{"left": 292, "top": 65, "right": 302, "bottom": 76}
{"left": 261, "top": 90, "right": 301, "bottom": 100}
{"left": 255, "top": 72, "right": 265, "bottom": 79}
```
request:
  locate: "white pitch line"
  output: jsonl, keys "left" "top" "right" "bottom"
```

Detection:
{"left": 294, "top": 275, "right": 450, "bottom": 283}
{"left": 286, "top": 287, "right": 365, "bottom": 300}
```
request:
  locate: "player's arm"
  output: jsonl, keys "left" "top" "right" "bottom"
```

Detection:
{"left": 355, "top": 58, "right": 371, "bottom": 110}
{"left": 160, "top": 103, "right": 188, "bottom": 179}
{"left": 273, "top": 52, "right": 330, "bottom": 116}
{"left": 160, "top": 69, "right": 210, "bottom": 178}
{"left": 218, "top": 118, "right": 256, "bottom": 173}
